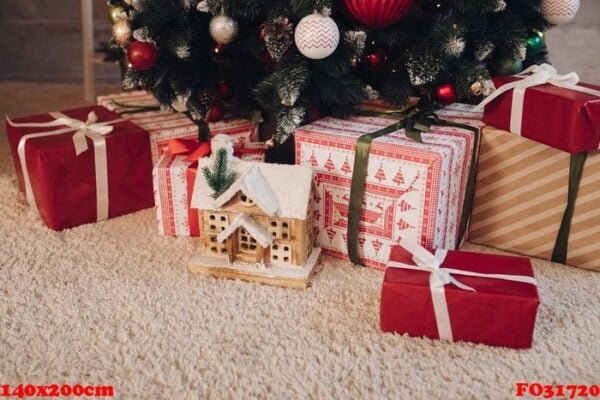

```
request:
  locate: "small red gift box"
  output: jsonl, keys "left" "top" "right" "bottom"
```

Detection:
{"left": 6, "top": 106, "right": 154, "bottom": 230}
{"left": 381, "top": 240, "right": 539, "bottom": 348}
{"left": 476, "top": 64, "right": 600, "bottom": 154}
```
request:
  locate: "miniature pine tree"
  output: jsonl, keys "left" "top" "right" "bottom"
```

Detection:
{"left": 203, "top": 148, "right": 238, "bottom": 199}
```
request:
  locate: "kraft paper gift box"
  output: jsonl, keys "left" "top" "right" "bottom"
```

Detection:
{"left": 153, "top": 140, "right": 266, "bottom": 237}
{"left": 469, "top": 126, "right": 600, "bottom": 271}
{"left": 295, "top": 113, "right": 479, "bottom": 269}
{"left": 380, "top": 240, "right": 539, "bottom": 348}
{"left": 97, "top": 91, "right": 260, "bottom": 164}
{"left": 5, "top": 106, "right": 154, "bottom": 230}
{"left": 475, "top": 64, "right": 600, "bottom": 154}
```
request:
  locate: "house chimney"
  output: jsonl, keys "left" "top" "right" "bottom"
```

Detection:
{"left": 210, "top": 134, "right": 236, "bottom": 162}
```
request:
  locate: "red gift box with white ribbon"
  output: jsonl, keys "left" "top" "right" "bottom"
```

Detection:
{"left": 475, "top": 64, "right": 600, "bottom": 154}
{"left": 381, "top": 239, "right": 539, "bottom": 348}
{"left": 5, "top": 106, "right": 154, "bottom": 230}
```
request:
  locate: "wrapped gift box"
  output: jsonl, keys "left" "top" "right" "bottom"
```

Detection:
{"left": 381, "top": 242, "right": 539, "bottom": 348}
{"left": 6, "top": 106, "right": 154, "bottom": 230}
{"left": 154, "top": 143, "right": 266, "bottom": 237}
{"left": 477, "top": 65, "right": 600, "bottom": 153}
{"left": 295, "top": 115, "right": 477, "bottom": 269}
{"left": 97, "top": 91, "right": 260, "bottom": 163}
{"left": 469, "top": 126, "right": 600, "bottom": 271}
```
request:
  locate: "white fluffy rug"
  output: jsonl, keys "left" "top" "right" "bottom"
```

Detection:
{"left": 1, "top": 83, "right": 599, "bottom": 399}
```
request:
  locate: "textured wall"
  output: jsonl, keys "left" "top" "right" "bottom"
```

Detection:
{"left": 545, "top": 0, "right": 600, "bottom": 82}
{"left": 0, "top": 0, "right": 598, "bottom": 83}
{"left": 0, "top": 0, "right": 117, "bottom": 83}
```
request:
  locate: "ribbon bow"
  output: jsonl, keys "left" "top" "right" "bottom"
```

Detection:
{"left": 166, "top": 138, "right": 212, "bottom": 162}
{"left": 57, "top": 112, "right": 115, "bottom": 155}
{"left": 6, "top": 111, "right": 123, "bottom": 221}
{"left": 356, "top": 105, "right": 442, "bottom": 143}
{"left": 388, "top": 237, "right": 537, "bottom": 341}
{"left": 404, "top": 241, "right": 476, "bottom": 293}
{"left": 474, "top": 63, "right": 600, "bottom": 135}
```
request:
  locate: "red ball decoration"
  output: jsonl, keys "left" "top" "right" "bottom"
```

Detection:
{"left": 216, "top": 80, "right": 233, "bottom": 101}
{"left": 364, "top": 50, "right": 387, "bottom": 71}
{"left": 344, "top": 0, "right": 414, "bottom": 28}
{"left": 434, "top": 82, "right": 458, "bottom": 105}
{"left": 127, "top": 41, "right": 158, "bottom": 71}
{"left": 207, "top": 101, "right": 226, "bottom": 122}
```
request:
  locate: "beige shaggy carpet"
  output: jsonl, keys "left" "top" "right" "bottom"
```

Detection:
{"left": 0, "top": 83, "right": 599, "bottom": 399}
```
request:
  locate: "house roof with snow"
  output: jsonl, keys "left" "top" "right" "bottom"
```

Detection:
{"left": 217, "top": 214, "right": 273, "bottom": 247}
{"left": 191, "top": 158, "right": 314, "bottom": 220}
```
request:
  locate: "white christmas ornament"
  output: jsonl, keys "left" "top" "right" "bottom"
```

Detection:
{"left": 294, "top": 13, "right": 340, "bottom": 60}
{"left": 209, "top": 14, "right": 238, "bottom": 45}
{"left": 541, "top": 0, "right": 580, "bottom": 24}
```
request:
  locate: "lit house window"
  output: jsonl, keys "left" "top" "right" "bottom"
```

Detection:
{"left": 239, "top": 193, "right": 255, "bottom": 207}
{"left": 208, "top": 233, "right": 227, "bottom": 256}
{"left": 271, "top": 243, "right": 292, "bottom": 264}
{"left": 207, "top": 213, "right": 228, "bottom": 232}
{"left": 239, "top": 228, "right": 257, "bottom": 253}
{"left": 268, "top": 219, "right": 291, "bottom": 240}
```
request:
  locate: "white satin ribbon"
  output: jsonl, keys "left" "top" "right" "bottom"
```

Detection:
{"left": 6, "top": 112, "right": 123, "bottom": 221}
{"left": 388, "top": 238, "right": 538, "bottom": 342}
{"left": 474, "top": 63, "right": 600, "bottom": 136}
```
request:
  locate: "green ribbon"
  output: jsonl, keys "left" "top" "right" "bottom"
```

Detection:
{"left": 347, "top": 108, "right": 481, "bottom": 266}
{"left": 112, "top": 101, "right": 162, "bottom": 115}
{"left": 551, "top": 153, "right": 588, "bottom": 264}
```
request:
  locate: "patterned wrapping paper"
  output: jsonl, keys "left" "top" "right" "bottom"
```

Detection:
{"left": 469, "top": 126, "right": 600, "bottom": 271}
{"left": 295, "top": 115, "right": 476, "bottom": 269}
{"left": 97, "top": 91, "right": 260, "bottom": 164}
{"left": 153, "top": 149, "right": 266, "bottom": 237}
{"left": 154, "top": 155, "right": 199, "bottom": 237}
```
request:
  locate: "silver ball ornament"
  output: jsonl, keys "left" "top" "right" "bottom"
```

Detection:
{"left": 209, "top": 15, "right": 239, "bottom": 45}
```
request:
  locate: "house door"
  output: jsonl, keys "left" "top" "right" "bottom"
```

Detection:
{"left": 236, "top": 228, "right": 260, "bottom": 263}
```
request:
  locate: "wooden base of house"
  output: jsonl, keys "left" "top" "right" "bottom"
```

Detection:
{"left": 189, "top": 248, "right": 322, "bottom": 289}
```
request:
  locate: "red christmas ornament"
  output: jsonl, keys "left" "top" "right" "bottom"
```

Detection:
{"left": 127, "top": 41, "right": 158, "bottom": 71}
{"left": 207, "top": 101, "right": 225, "bottom": 122}
{"left": 258, "top": 22, "right": 267, "bottom": 40}
{"left": 364, "top": 50, "right": 387, "bottom": 71}
{"left": 216, "top": 80, "right": 233, "bottom": 100}
{"left": 434, "top": 82, "right": 458, "bottom": 105}
{"left": 344, "top": 0, "right": 414, "bottom": 28}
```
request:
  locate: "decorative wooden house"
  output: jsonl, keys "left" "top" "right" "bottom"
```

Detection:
{"left": 189, "top": 135, "right": 321, "bottom": 288}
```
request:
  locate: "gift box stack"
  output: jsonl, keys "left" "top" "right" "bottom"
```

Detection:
{"left": 5, "top": 91, "right": 263, "bottom": 232}
{"left": 470, "top": 64, "right": 600, "bottom": 272}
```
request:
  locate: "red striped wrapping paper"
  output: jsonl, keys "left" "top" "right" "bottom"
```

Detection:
{"left": 97, "top": 91, "right": 259, "bottom": 165}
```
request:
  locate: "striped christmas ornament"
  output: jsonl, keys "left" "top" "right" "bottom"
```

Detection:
{"left": 294, "top": 12, "right": 339, "bottom": 60}
{"left": 344, "top": 0, "right": 413, "bottom": 28}
{"left": 541, "top": 0, "right": 580, "bottom": 24}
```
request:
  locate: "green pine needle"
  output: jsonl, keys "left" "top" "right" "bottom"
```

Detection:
{"left": 202, "top": 149, "right": 238, "bottom": 199}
